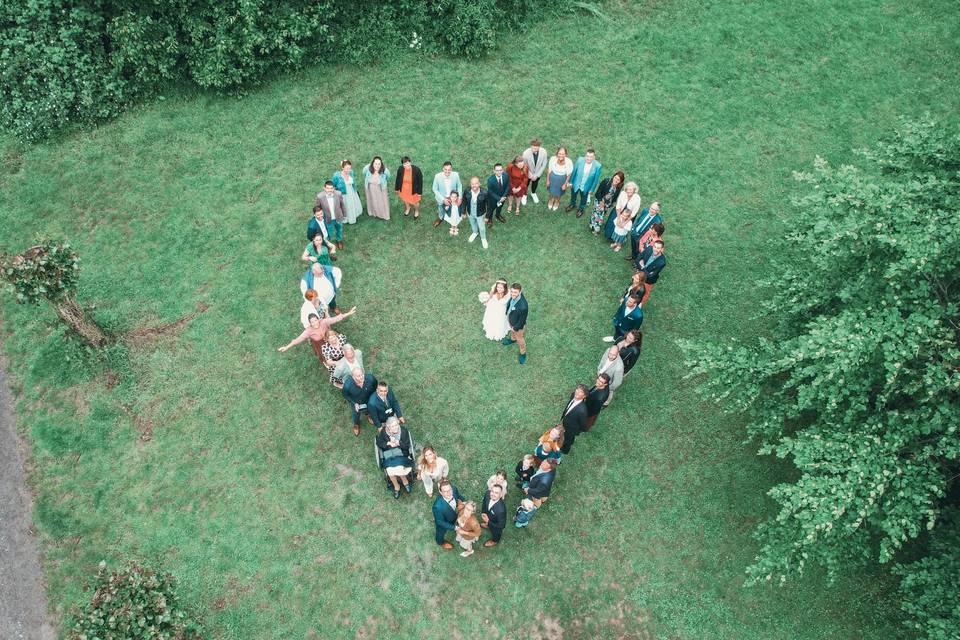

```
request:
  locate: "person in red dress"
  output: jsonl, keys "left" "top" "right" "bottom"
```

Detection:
{"left": 506, "top": 156, "right": 529, "bottom": 216}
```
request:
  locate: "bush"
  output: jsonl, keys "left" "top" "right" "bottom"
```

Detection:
{"left": 68, "top": 561, "right": 201, "bottom": 640}
{"left": 894, "top": 510, "right": 960, "bottom": 640}
{"left": 0, "top": 0, "right": 542, "bottom": 141}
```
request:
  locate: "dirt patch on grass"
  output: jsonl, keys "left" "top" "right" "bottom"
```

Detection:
{"left": 118, "top": 403, "right": 154, "bottom": 442}
{"left": 125, "top": 301, "right": 209, "bottom": 347}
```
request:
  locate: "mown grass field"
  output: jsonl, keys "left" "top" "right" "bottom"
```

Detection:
{"left": 2, "top": 0, "right": 958, "bottom": 638}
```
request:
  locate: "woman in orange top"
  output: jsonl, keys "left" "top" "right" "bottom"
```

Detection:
{"left": 394, "top": 155, "right": 423, "bottom": 219}
{"left": 506, "top": 156, "right": 529, "bottom": 216}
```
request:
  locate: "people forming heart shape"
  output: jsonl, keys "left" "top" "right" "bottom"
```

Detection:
{"left": 277, "top": 140, "right": 668, "bottom": 557}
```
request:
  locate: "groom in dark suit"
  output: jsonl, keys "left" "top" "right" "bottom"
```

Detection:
{"left": 432, "top": 480, "right": 464, "bottom": 549}
{"left": 501, "top": 282, "right": 528, "bottom": 364}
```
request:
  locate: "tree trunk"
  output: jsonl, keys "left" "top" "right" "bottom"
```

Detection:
{"left": 54, "top": 297, "right": 108, "bottom": 347}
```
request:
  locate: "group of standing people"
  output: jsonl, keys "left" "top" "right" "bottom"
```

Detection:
{"left": 277, "top": 138, "right": 668, "bottom": 555}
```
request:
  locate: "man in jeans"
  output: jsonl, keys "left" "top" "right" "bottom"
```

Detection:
{"left": 341, "top": 367, "right": 377, "bottom": 436}
{"left": 522, "top": 138, "right": 548, "bottom": 205}
{"left": 566, "top": 148, "right": 602, "bottom": 217}
{"left": 462, "top": 176, "right": 491, "bottom": 249}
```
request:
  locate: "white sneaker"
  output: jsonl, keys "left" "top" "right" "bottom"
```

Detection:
{"left": 521, "top": 195, "right": 527, "bottom": 205}
{"left": 602, "top": 336, "right": 615, "bottom": 343}
{"left": 468, "top": 233, "right": 477, "bottom": 243}
{"left": 531, "top": 193, "right": 539, "bottom": 204}
{"left": 481, "top": 238, "right": 489, "bottom": 249}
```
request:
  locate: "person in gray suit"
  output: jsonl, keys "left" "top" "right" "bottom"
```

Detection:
{"left": 315, "top": 181, "right": 348, "bottom": 249}
{"left": 431, "top": 161, "right": 463, "bottom": 227}
{"left": 521, "top": 138, "right": 548, "bottom": 205}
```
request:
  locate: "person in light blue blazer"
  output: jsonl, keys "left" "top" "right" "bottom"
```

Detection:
{"left": 566, "top": 148, "right": 602, "bottom": 217}
{"left": 431, "top": 161, "right": 463, "bottom": 227}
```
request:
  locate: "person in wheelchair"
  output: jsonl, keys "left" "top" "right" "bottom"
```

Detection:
{"left": 376, "top": 416, "right": 415, "bottom": 499}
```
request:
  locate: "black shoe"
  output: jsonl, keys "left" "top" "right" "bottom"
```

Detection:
{"left": 496, "top": 214, "right": 506, "bottom": 223}
{"left": 624, "top": 255, "right": 634, "bottom": 261}
{"left": 576, "top": 209, "right": 584, "bottom": 218}
{"left": 565, "top": 204, "right": 576, "bottom": 212}
{"left": 393, "top": 490, "right": 401, "bottom": 499}
{"left": 403, "top": 483, "right": 412, "bottom": 494}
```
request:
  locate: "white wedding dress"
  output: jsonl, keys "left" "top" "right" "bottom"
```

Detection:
{"left": 482, "top": 293, "right": 511, "bottom": 340}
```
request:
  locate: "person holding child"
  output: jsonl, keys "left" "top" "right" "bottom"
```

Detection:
{"left": 455, "top": 501, "right": 481, "bottom": 557}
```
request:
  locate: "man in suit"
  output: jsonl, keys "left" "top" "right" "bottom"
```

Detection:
{"left": 606, "top": 292, "right": 643, "bottom": 343}
{"left": 521, "top": 138, "right": 548, "bottom": 204}
{"left": 501, "top": 282, "right": 529, "bottom": 364}
{"left": 368, "top": 381, "right": 404, "bottom": 429}
{"left": 431, "top": 161, "right": 463, "bottom": 228}
{"left": 315, "top": 180, "right": 348, "bottom": 250}
{"left": 486, "top": 162, "right": 510, "bottom": 224}
{"left": 524, "top": 458, "right": 557, "bottom": 507}
{"left": 307, "top": 205, "right": 329, "bottom": 242}
{"left": 597, "top": 345, "right": 625, "bottom": 405}
{"left": 462, "top": 176, "right": 491, "bottom": 249}
{"left": 341, "top": 367, "right": 377, "bottom": 437}
{"left": 583, "top": 373, "right": 611, "bottom": 431}
{"left": 635, "top": 240, "right": 667, "bottom": 292}
{"left": 480, "top": 484, "right": 507, "bottom": 547}
{"left": 559, "top": 384, "right": 589, "bottom": 454}
{"left": 628, "top": 202, "right": 662, "bottom": 262}
{"left": 432, "top": 480, "right": 464, "bottom": 549}
{"left": 566, "top": 148, "right": 602, "bottom": 217}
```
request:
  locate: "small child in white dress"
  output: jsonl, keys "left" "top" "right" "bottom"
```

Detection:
{"left": 444, "top": 191, "right": 463, "bottom": 235}
{"left": 611, "top": 208, "right": 633, "bottom": 252}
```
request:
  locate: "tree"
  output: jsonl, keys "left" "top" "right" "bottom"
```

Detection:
{"left": 1, "top": 239, "right": 108, "bottom": 346}
{"left": 681, "top": 118, "right": 959, "bottom": 634}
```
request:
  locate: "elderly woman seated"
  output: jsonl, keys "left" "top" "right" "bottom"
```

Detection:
{"left": 376, "top": 416, "right": 415, "bottom": 499}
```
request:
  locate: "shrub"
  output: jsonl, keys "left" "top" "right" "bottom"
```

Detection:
{"left": 894, "top": 512, "right": 960, "bottom": 640}
{"left": 68, "top": 561, "right": 201, "bottom": 640}
{"left": 0, "top": 0, "right": 541, "bottom": 141}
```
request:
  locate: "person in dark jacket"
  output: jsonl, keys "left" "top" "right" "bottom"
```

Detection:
{"left": 607, "top": 292, "right": 643, "bottom": 343}
{"left": 480, "top": 484, "right": 507, "bottom": 547}
{"left": 367, "top": 381, "right": 403, "bottom": 429}
{"left": 462, "top": 176, "right": 492, "bottom": 249}
{"left": 341, "top": 368, "right": 376, "bottom": 436}
{"left": 432, "top": 480, "right": 464, "bottom": 548}
{"left": 617, "top": 329, "right": 642, "bottom": 375}
{"left": 486, "top": 162, "right": 510, "bottom": 223}
{"left": 583, "top": 373, "right": 611, "bottom": 431}
{"left": 501, "top": 282, "right": 529, "bottom": 364}
{"left": 394, "top": 156, "right": 423, "bottom": 219}
{"left": 559, "top": 384, "right": 589, "bottom": 454}
{"left": 524, "top": 458, "right": 558, "bottom": 506}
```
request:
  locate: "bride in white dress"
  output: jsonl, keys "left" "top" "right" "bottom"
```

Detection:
{"left": 480, "top": 279, "right": 511, "bottom": 341}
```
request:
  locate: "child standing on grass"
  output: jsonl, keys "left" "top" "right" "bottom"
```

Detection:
{"left": 455, "top": 500, "right": 481, "bottom": 557}
{"left": 487, "top": 470, "right": 509, "bottom": 496}
{"left": 515, "top": 454, "right": 536, "bottom": 488}
{"left": 443, "top": 190, "right": 462, "bottom": 236}
{"left": 514, "top": 498, "right": 538, "bottom": 528}
{"left": 611, "top": 208, "right": 633, "bottom": 251}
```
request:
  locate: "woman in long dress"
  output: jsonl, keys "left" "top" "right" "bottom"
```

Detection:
{"left": 332, "top": 160, "right": 363, "bottom": 224}
{"left": 363, "top": 156, "right": 391, "bottom": 220}
{"left": 481, "top": 279, "right": 511, "bottom": 341}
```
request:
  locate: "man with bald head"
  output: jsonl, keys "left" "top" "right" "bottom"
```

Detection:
{"left": 597, "top": 344, "right": 624, "bottom": 405}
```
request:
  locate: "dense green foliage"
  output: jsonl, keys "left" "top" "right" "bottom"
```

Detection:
{"left": 68, "top": 562, "right": 201, "bottom": 640}
{"left": 2, "top": 0, "right": 958, "bottom": 637}
{"left": 683, "top": 118, "right": 960, "bottom": 635}
{"left": 894, "top": 508, "right": 960, "bottom": 640}
{"left": 0, "top": 0, "right": 537, "bottom": 141}
{"left": 1, "top": 240, "right": 80, "bottom": 305}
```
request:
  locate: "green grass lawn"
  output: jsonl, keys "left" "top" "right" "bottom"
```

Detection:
{"left": 2, "top": 0, "right": 959, "bottom": 638}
